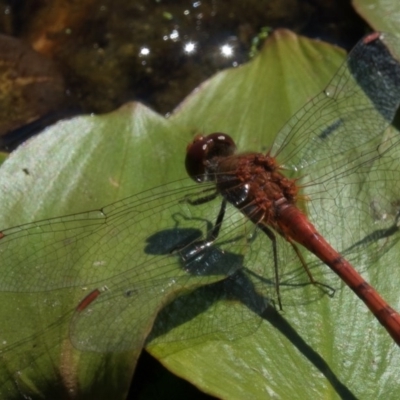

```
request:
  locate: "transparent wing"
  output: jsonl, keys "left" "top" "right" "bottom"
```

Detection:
{"left": 0, "top": 178, "right": 295, "bottom": 352}
{"left": 67, "top": 188, "right": 307, "bottom": 352}
{"left": 0, "top": 181, "right": 203, "bottom": 292}
{"left": 270, "top": 32, "right": 400, "bottom": 260}
{"left": 273, "top": 32, "right": 400, "bottom": 176}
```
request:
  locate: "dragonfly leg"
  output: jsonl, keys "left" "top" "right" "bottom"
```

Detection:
{"left": 289, "top": 240, "right": 335, "bottom": 297}
{"left": 171, "top": 198, "right": 227, "bottom": 261}
{"left": 257, "top": 224, "right": 283, "bottom": 310}
{"left": 186, "top": 199, "right": 227, "bottom": 249}
{"left": 181, "top": 189, "right": 219, "bottom": 205}
{"left": 207, "top": 198, "right": 227, "bottom": 242}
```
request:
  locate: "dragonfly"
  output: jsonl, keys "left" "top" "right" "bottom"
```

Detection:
{"left": 0, "top": 31, "right": 400, "bottom": 377}
{"left": 180, "top": 32, "right": 400, "bottom": 346}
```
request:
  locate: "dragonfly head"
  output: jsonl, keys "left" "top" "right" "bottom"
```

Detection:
{"left": 185, "top": 133, "right": 237, "bottom": 182}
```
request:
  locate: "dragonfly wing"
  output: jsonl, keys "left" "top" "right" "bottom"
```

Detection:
{"left": 272, "top": 32, "right": 400, "bottom": 179}
{"left": 0, "top": 181, "right": 221, "bottom": 292}
{"left": 269, "top": 32, "right": 400, "bottom": 259}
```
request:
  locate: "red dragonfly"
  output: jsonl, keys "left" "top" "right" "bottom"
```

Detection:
{"left": 0, "top": 30, "right": 400, "bottom": 365}
{"left": 180, "top": 32, "right": 400, "bottom": 347}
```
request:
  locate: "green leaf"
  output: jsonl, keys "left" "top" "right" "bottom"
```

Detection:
{"left": 354, "top": 0, "right": 400, "bottom": 33}
{"left": 0, "top": 29, "right": 400, "bottom": 399}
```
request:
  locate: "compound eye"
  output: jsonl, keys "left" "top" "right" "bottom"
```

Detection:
{"left": 185, "top": 133, "right": 237, "bottom": 182}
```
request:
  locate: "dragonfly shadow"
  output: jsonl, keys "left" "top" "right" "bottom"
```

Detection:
{"left": 145, "top": 230, "right": 357, "bottom": 400}
{"left": 144, "top": 227, "right": 203, "bottom": 255}
{"left": 341, "top": 210, "right": 400, "bottom": 269}
{"left": 392, "top": 105, "right": 400, "bottom": 130}
{"left": 348, "top": 35, "right": 400, "bottom": 122}
{"left": 145, "top": 225, "right": 245, "bottom": 276}
{"left": 258, "top": 306, "right": 357, "bottom": 399}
